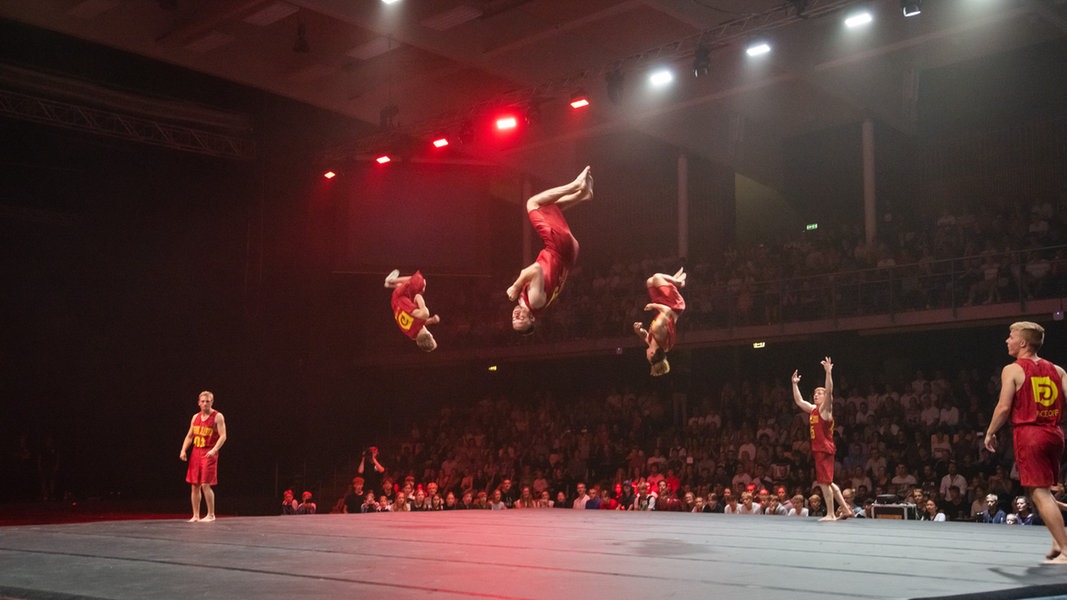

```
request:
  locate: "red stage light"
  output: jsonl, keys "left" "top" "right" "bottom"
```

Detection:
{"left": 432, "top": 138, "right": 449, "bottom": 148}
{"left": 495, "top": 116, "right": 518, "bottom": 130}
{"left": 569, "top": 97, "right": 590, "bottom": 109}
{"left": 375, "top": 155, "right": 391, "bottom": 164}
{"left": 323, "top": 170, "right": 336, "bottom": 179}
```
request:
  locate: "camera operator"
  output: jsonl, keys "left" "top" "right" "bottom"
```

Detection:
{"left": 358, "top": 446, "right": 386, "bottom": 496}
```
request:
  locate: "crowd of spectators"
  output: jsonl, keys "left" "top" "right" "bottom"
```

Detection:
{"left": 315, "top": 358, "right": 1066, "bottom": 523}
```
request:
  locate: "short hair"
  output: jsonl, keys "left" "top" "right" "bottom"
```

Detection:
{"left": 199, "top": 390, "right": 214, "bottom": 401}
{"left": 1011, "top": 321, "right": 1045, "bottom": 351}
{"left": 516, "top": 321, "right": 535, "bottom": 335}
{"left": 352, "top": 476, "right": 365, "bottom": 486}
{"left": 415, "top": 329, "right": 437, "bottom": 352}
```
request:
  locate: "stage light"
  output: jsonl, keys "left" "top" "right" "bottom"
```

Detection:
{"left": 692, "top": 46, "right": 711, "bottom": 77}
{"left": 381, "top": 0, "right": 401, "bottom": 4}
{"left": 569, "top": 90, "right": 590, "bottom": 109}
{"left": 605, "top": 70, "right": 624, "bottom": 105}
{"left": 901, "top": 0, "right": 921, "bottom": 17}
{"left": 649, "top": 68, "right": 673, "bottom": 87}
{"left": 323, "top": 170, "right": 336, "bottom": 179}
{"left": 375, "top": 155, "right": 391, "bottom": 164}
{"left": 844, "top": 11, "right": 873, "bottom": 28}
{"left": 495, "top": 115, "right": 518, "bottom": 130}
{"left": 746, "top": 41, "right": 771, "bottom": 57}
{"left": 432, "top": 137, "right": 449, "bottom": 148}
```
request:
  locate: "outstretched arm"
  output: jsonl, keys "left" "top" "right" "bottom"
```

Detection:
{"left": 792, "top": 370, "right": 815, "bottom": 413}
{"left": 821, "top": 357, "right": 834, "bottom": 419}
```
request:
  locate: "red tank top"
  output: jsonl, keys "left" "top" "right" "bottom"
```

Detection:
{"left": 810, "top": 407, "right": 835, "bottom": 454}
{"left": 1012, "top": 358, "right": 1063, "bottom": 428}
{"left": 192, "top": 410, "right": 220, "bottom": 451}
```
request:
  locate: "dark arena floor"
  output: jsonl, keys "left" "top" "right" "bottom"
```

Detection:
{"left": 2, "top": 510, "right": 1067, "bottom": 600}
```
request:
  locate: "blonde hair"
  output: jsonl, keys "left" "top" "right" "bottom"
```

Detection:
{"left": 650, "top": 358, "right": 670, "bottom": 377}
{"left": 1010, "top": 321, "right": 1045, "bottom": 351}
{"left": 199, "top": 390, "right": 214, "bottom": 401}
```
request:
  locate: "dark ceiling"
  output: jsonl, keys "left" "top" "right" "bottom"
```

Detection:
{"left": 3, "top": 0, "right": 1066, "bottom": 188}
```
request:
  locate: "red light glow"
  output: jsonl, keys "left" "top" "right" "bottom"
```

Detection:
{"left": 569, "top": 98, "right": 590, "bottom": 109}
{"left": 375, "top": 155, "right": 391, "bottom": 164}
{"left": 432, "top": 138, "right": 449, "bottom": 148}
{"left": 323, "top": 171, "right": 336, "bottom": 179}
{"left": 495, "top": 116, "right": 518, "bottom": 130}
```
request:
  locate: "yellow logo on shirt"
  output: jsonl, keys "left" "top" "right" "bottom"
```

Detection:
{"left": 1032, "top": 376, "right": 1059, "bottom": 407}
{"left": 396, "top": 311, "right": 413, "bottom": 331}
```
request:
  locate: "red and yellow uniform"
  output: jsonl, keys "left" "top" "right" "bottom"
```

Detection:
{"left": 390, "top": 270, "right": 428, "bottom": 341}
{"left": 186, "top": 410, "right": 220, "bottom": 485}
{"left": 1012, "top": 358, "right": 1064, "bottom": 487}
{"left": 810, "top": 407, "right": 836, "bottom": 484}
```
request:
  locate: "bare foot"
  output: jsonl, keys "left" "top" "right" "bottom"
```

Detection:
{"left": 187, "top": 516, "right": 200, "bottom": 523}
{"left": 1047, "top": 549, "right": 1062, "bottom": 560}
{"left": 673, "top": 267, "right": 686, "bottom": 287}
{"left": 818, "top": 515, "right": 838, "bottom": 522}
{"left": 1043, "top": 554, "right": 1067, "bottom": 565}
{"left": 201, "top": 515, "right": 216, "bottom": 522}
{"left": 384, "top": 269, "right": 399, "bottom": 287}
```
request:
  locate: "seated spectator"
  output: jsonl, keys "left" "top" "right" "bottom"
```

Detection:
{"left": 737, "top": 491, "right": 762, "bottom": 515}
{"left": 920, "top": 499, "right": 946, "bottom": 522}
{"left": 808, "top": 494, "right": 826, "bottom": 518}
{"left": 342, "top": 477, "right": 365, "bottom": 514}
{"left": 1010, "top": 496, "right": 1043, "bottom": 526}
{"left": 297, "top": 491, "right": 317, "bottom": 514}
{"left": 787, "top": 495, "right": 809, "bottom": 517}
{"left": 976, "top": 493, "right": 1006, "bottom": 523}
{"left": 281, "top": 489, "right": 298, "bottom": 515}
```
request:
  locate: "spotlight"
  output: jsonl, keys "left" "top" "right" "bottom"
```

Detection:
{"left": 569, "top": 89, "right": 590, "bottom": 109}
{"left": 496, "top": 115, "right": 518, "bottom": 130}
{"left": 432, "top": 137, "right": 449, "bottom": 148}
{"left": 375, "top": 155, "right": 391, "bottom": 164}
{"left": 844, "top": 11, "right": 873, "bottom": 28}
{"left": 323, "top": 170, "right": 336, "bottom": 179}
{"left": 649, "top": 68, "right": 673, "bottom": 87}
{"left": 605, "top": 70, "right": 624, "bottom": 105}
{"left": 901, "top": 0, "right": 921, "bottom": 17}
{"left": 692, "top": 46, "right": 711, "bottom": 77}
{"left": 745, "top": 41, "right": 771, "bottom": 57}
{"left": 293, "top": 22, "right": 310, "bottom": 53}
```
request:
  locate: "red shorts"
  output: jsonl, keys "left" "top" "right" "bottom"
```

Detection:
{"left": 186, "top": 448, "right": 219, "bottom": 486}
{"left": 648, "top": 284, "right": 686, "bottom": 312}
{"left": 528, "top": 205, "right": 578, "bottom": 264}
{"left": 813, "top": 451, "right": 835, "bottom": 484}
{"left": 1013, "top": 426, "right": 1064, "bottom": 488}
